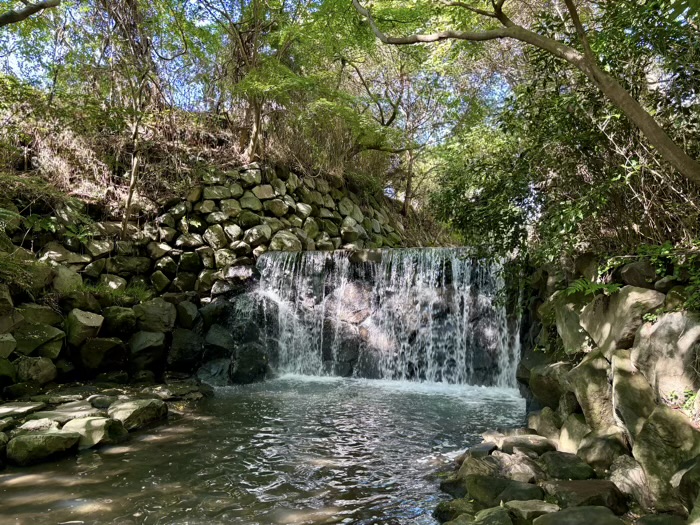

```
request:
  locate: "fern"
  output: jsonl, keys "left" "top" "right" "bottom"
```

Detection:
{"left": 565, "top": 278, "right": 621, "bottom": 297}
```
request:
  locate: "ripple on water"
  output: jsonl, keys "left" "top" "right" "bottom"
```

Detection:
{"left": 0, "top": 377, "right": 524, "bottom": 525}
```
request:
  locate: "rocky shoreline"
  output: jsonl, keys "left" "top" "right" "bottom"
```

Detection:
{"left": 433, "top": 261, "right": 700, "bottom": 525}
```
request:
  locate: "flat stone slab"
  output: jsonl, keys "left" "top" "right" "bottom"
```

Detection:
{"left": 505, "top": 500, "right": 560, "bottom": 523}
{"left": 26, "top": 400, "right": 104, "bottom": 424}
{"left": 108, "top": 398, "right": 167, "bottom": 431}
{"left": 6, "top": 432, "right": 81, "bottom": 466}
{"left": 0, "top": 402, "right": 46, "bottom": 418}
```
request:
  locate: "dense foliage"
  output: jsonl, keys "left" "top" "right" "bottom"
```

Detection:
{"left": 0, "top": 0, "right": 699, "bottom": 266}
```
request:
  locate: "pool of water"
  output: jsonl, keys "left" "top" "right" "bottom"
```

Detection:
{"left": 0, "top": 376, "right": 524, "bottom": 525}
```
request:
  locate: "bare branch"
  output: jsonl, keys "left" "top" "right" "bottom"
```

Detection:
{"left": 442, "top": 1, "right": 497, "bottom": 18}
{"left": 563, "top": 0, "right": 595, "bottom": 61}
{"left": 0, "top": 0, "right": 60, "bottom": 28}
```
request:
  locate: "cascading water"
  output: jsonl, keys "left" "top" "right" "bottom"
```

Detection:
{"left": 254, "top": 248, "right": 520, "bottom": 387}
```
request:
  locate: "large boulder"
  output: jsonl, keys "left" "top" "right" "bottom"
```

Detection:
{"left": 550, "top": 291, "right": 594, "bottom": 354}
{"left": 611, "top": 350, "right": 656, "bottom": 444}
{"left": 633, "top": 404, "right": 700, "bottom": 511}
{"left": 537, "top": 451, "right": 595, "bottom": 481}
{"left": 567, "top": 350, "right": 615, "bottom": 433}
{"left": 231, "top": 340, "right": 268, "bottom": 378}
{"left": 464, "top": 474, "right": 544, "bottom": 508}
{"left": 13, "top": 322, "right": 65, "bottom": 356}
{"left": 539, "top": 480, "right": 628, "bottom": 515}
{"left": 107, "top": 398, "right": 167, "bottom": 431}
{"left": 620, "top": 261, "right": 658, "bottom": 289}
{"left": 579, "top": 286, "right": 665, "bottom": 357}
{"left": 631, "top": 311, "right": 700, "bottom": 402}
{"left": 531, "top": 506, "right": 624, "bottom": 525}
{"left": 62, "top": 417, "right": 128, "bottom": 449}
{"left": 505, "top": 501, "right": 559, "bottom": 525}
{"left": 129, "top": 331, "right": 166, "bottom": 373}
{"left": 133, "top": 298, "right": 177, "bottom": 332}
{"left": 65, "top": 308, "right": 104, "bottom": 347}
{"left": 15, "top": 356, "right": 56, "bottom": 385}
{"left": 609, "top": 455, "right": 653, "bottom": 510}
{"left": 6, "top": 432, "right": 80, "bottom": 465}
{"left": 105, "top": 256, "right": 152, "bottom": 276}
{"left": 79, "top": 337, "right": 127, "bottom": 372}
{"left": 167, "top": 328, "right": 204, "bottom": 373}
{"left": 576, "top": 426, "right": 628, "bottom": 476}
{"left": 102, "top": 306, "right": 137, "bottom": 337}
{"left": 529, "top": 363, "right": 571, "bottom": 409}
{"left": 242, "top": 224, "right": 272, "bottom": 247}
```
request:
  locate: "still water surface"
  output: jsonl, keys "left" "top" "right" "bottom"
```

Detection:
{"left": 0, "top": 376, "right": 524, "bottom": 525}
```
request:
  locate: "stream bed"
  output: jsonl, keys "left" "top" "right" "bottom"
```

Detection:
{"left": 0, "top": 376, "right": 524, "bottom": 525}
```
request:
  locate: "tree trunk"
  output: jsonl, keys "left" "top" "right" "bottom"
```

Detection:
{"left": 121, "top": 153, "right": 140, "bottom": 239}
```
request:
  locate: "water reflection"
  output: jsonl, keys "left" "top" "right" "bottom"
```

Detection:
{"left": 0, "top": 377, "right": 524, "bottom": 525}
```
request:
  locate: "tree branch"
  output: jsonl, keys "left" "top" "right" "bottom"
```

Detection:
{"left": 0, "top": 0, "right": 60, "bottom": 28}
{"left": 563, "top": 0, "right": 595, "bottom": 61}
{"left": 352, "top": 0, "right": 510, "bottom": 44}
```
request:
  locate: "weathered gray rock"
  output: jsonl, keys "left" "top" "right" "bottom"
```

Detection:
{"left": 609, "top": 455, "right": 652, "bottom": 510}
{"left": 146, "top": 242, "right": 172, "bottom": 259}
{"left": 620, "top": 261, "right": 658, "bottom": 289}
{"left": 240, "top": 191, "right": 263, "bottom": 211}
{"left": 229, "top": 342, "right": 268, "bottom": 384}
{"left": 53, "top": 265, "right": 82, "bottom": 293}
{"left": 129, "top": 331, "right": 166, "bottom": 372}
{"left": 239, "top": 169, "right": 261, "bottom": 187}
{"left": 66, "top": 308, "right": 104, "bottom": 347}
{"left": 151, "top": 270, "right": 170, "bottom": 292}
{"left": 221, "top": 199, "right": 241, "bottom": 217}
{"left": 176, "top": 301, "right": 198, "bottom": 329}
{"left": 167, "top": 328, "right": 204, "bottom": 373}
{"left": 577, "top": 426, "right": 628, "bottom": 476}
{"left": 203, "top": 185, "right": 232, "bottom": 200}
{"left": 0, "top": 401, "right": 46, "bottom": 418}
{"left": 16, "top": 417, "right": 61, "bottom": 433}
{"left": 505, "top": 500, "right": 560, "bottom": 525}
{"left": 14, "top": 304, "right": 62, "bottom": 326}
{"left": 14, "top": 323, "right": 66, "bottom": 355}
{"left": 473, "top": 507, "right": 513, "bottom": 525}
{"left": 40, "top": 242, "right": 91, "bottom": 265}
{"left": 492, "top": 450, "right": 546, "bottom": 483}
{"left": 633, "top": 404, "right": 700, "bottom": 511}
{"left": 435, "top": 498, "right": 479, "bottom": 523}
{"left": 264, "top": 198, "right": 289, "bottom": 217}
{"left": 500, "top": 435, "right": 556, "bottom": 456}
{"left": 27, "top": 400, "right": 104, "bottom": 424}
{"left": 175, "top": 233, "right": 205, "bottom": 249}
{"left": 79, "top": 337, "right": 126, "bottom": 372}
{"left": 559, "top": 414, "right": 592, "bottom": 454}
{"left": 105, "top": 256, "right": 152, "bottom": 275}
{"left": 15, "top": 356, "right": 56, "bottom": 385}
{"left": 611, "top": 350, "right": 656, "bottom": 444}
{"left": 579, "top": 286, "right": 665, "bottom": 356}
{"left": 0, "top": 333, "right": 16, "bottom": 358}
{"left": 527, "top": 407, "right": 560, "bottom": 445}
{"left": 549, "top": 292, "right": 594, "bottom": 354}
{"left": 631, "top": 311, "right": 700, "bottom": 402}
{"left": 531, "top": 506, "right": 624, "bottom": 525}
{"left": 102, "top": 306, "right": 137, "bottom": 337}
{"left": 196, "top": 358, "right": 230, "bottom": 386}
{"left": 269, "top": 230, "right": 303, "bottom": 252}
{"left": 99, "top": 273, "right": 128, "bottom": 291}
{"left": 0, "top": 284, "right": 13, "bottom": 316}
{"left": 253, "top": 185, "right": 275, "bottom": 200}
{"left": 62, "top": 417, "right": 128, "bottom": 449}
{"left": 155, "top": 255, "right": 178, "bottom": 276}
{"left": 133, "top": 298, "right": 176, "bottom": 332}
{"left": 540, "top": 480, "right": 628, "bottom": 515}
{"left": 202, "top": 224, "right": 227, "bottom": 250}
{"left": 528, "top": 363, "right": 571, "bottom": 410}
{"left": 465, "top": 474, "right": 545, "bottom": 507}
{"left": 238, "top": 210, "right": 262, "bottom": 228}
{"left": 567, "top": 350, "right": 615, "bottom": 433}
{"left": 6, "top": 432, "right": 80, "bottom": 465}
{"left": 108, "top": 398, "right": 168, "bottom": 431}
{"left": 340, "top": 216, "right": 366, "bottom": 243}
{"left": 537, "top": 451, "right": 595, "bottom": 480}
{"left": 243, "top": 224, "right": 272, "bottom": 247}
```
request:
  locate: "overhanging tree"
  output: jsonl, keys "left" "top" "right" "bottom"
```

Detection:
{"left": 0, "top": 0, "right": 60, "bottom": 28}
{"left": 352, "top": 0, "right": 700, "bottom": 188}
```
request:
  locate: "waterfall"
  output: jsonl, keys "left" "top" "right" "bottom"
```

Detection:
{"left": 252, "top": 248, "right": 520, "bottom": 387}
